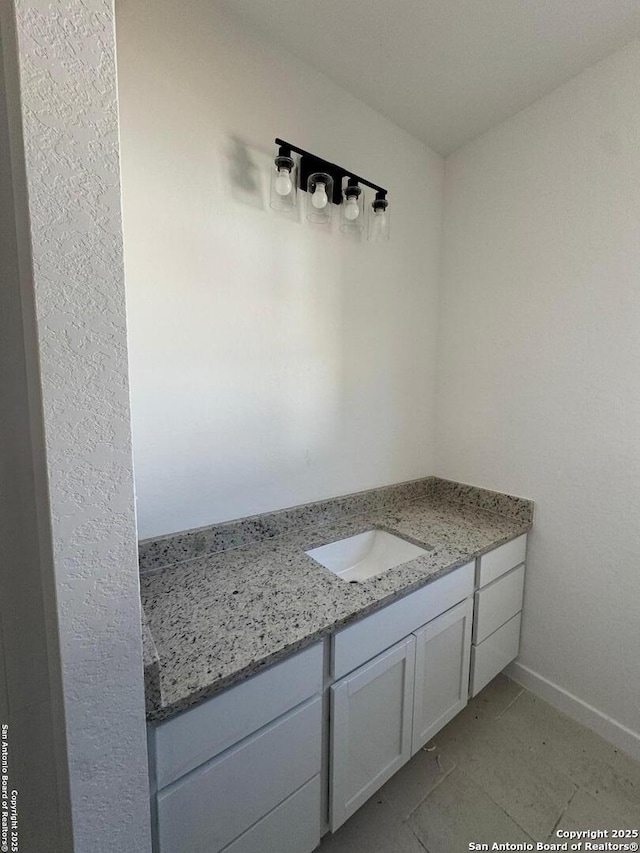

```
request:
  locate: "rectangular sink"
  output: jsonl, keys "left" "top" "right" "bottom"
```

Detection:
{"left": 305, "top": 530, "right": 429, "bottom": 583}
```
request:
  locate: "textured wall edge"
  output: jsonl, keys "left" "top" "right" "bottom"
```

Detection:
{"left": 11, "top": 0, "right": 152, "bottom": 850}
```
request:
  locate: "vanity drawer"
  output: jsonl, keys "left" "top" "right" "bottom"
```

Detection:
{"left": 155, "top": 642, "right": 323, "bottom": 789}
{"left": 332, "top": 562, "right": 475, "bottom": 680}
{"left": 220, "top": 776, "right": 321, "bottom": 853}
{"left": 157, "top": 697, "right": 322, "bottom": 853}
{"left": 470, "top": 612, "right": 521, "bottom": 697}
{"left": 473, "top": 564, "right": 525, "bottom": 645}
{"left": 477, "top": 534, "right": 526, "bottom": 588}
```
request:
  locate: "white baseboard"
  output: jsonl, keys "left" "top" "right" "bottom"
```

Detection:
{"left": 505, "top": 661, "right": 640, "bottom": 763}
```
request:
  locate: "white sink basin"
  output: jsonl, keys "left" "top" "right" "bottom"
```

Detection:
{"left": 305, "top": 530, "right": 429, "bottom": 583}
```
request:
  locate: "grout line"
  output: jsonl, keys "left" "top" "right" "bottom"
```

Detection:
{"left": 458, "top": 708, "right": 577, "bottom": 843}
{"left": 410, "top": 761, "right": 538, "bottom": 847}
{"left": 496, "top": 686, "right": 525, "bottom": 720}
{"left": 442, "top": 709, "right": 549, "bottom": 843}
{"left": 405, "top": 820, "right": 431, "bottom": 852}
{"left": 401, "top": 760, "right": 459, "bottom": 821}
{"left": 549, "top": 787, "right": 578, "bottom": 839}
{"left": 465, "top": 777, "right": 537, "bottom": 843}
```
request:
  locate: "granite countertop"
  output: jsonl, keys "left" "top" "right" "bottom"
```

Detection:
{"left": 141, "top": 478, "right": 533, "bottom": 723}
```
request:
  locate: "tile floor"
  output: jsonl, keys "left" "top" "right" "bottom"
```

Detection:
{"left": 318, "top": 676, "right": 640, "bottom": 852}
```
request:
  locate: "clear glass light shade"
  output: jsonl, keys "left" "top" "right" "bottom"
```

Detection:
{"left": 369, "top": 200, "right": 390, "bottom": 242}
{"left": 340, "top": 185, "right": 365, "bottom": 234}
{"left": 270, "top": 155, "right": 296, "bottom": 211}
{"left": 306, "top": 172, "right": 333, "bottom": 224}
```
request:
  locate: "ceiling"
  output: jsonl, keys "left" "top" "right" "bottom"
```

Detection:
{"left": 213, "top": 0, "right": 640, "bottom": 155}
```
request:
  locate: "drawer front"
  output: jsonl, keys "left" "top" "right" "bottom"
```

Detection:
{"left": 221, "top": 776, "right": 321, "bottom": 853}
{"left": 477, "top": 534, "right": 527, "bottom": 588}
{"left": 155, "top": 642, "right": 323, "bottom": 788}
{"left": 473, "top": 564, "right": 525, "bottom": 645}
{"left": 332, "top": 562, "right": 474, "bottom": 680}
{"left": 157, "top": 697, "right": 322, "bottom": 853}
{"left": 470, "top": 612, "right": 521, "bottom": 697}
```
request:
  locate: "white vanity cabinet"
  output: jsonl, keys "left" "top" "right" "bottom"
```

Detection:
{"left": 147, "top": 531, "right": 529, "bottom": 849}
{"left": 329, "top": 561, "right": 475, "bottom": 830}
{"left": 148, "top": 643, "right": 324, "bottom": 853}
{"left": 470, "top": 533, "right": 527, "bottom": 696}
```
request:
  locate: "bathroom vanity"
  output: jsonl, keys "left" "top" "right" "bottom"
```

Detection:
{"left": 141, "top": 478, "right": 532, "bottom": 853}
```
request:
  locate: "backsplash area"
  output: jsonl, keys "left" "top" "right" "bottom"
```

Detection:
{"left": 138, "top": 477, "right": 533, "bottom": 574}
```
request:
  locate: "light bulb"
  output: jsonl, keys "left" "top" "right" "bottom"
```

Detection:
{"left": 373, "top": 209, "right": 386, "bottom": 227}
{"left": 344, "top": 196, "right": 360, "bottom": 221}
{"left": 311, "top": 181, "right": 328, "bottom": 209}
{"left": 371, "top": 207, "right": 388, "bottom": 240}
{"left": 274, "top": 168, "right": 292, "bottom": 196}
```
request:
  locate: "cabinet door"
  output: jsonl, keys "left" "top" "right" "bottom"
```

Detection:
{"left": 412, "top": 598, "right": 473, "bottom": 755}
{"left": 330, "top": 636, "right": 416, "bottom": 831}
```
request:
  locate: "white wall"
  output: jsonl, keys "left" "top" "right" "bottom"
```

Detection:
{"left": 116, "top": 0, "right": 443, "bottom": 539}
{"left": 437, "top": 41, "right": 640, "bottom": 748}
{"left": 8, "top": 1, "right": 152, "bottom": 850}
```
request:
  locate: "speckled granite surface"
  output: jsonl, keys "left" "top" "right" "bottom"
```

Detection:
{"left": 142, "top": 481, "right": 533, "bottom": 723}
{"left": 138, "top": 477, "right": 532, "bottom": 573}
{"left": 430, "top": 478, "right": 533, "bottom": 525}
{"left": 141, "top": 610, "right": 162, "bottom": 716}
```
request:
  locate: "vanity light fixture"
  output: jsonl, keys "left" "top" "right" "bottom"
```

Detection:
{"left": 272, "top": 138, "right": 389, "bottom": 241}
{"left": 269, "top": 145, "right": 297, "bottom": 212}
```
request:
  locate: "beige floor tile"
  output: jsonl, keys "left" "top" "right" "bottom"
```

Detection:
{"left": 427, "top": 676, "right": 525, "bottom": 762}
{"left": 429, "top": 704, "right": 497, "bottom": 761}
{"left": 379, "top": 743, "right": 457, "bottom": 819}
{"left": 467, "top": 674, "right": 524, "bottom": 719}
{"left": 575, "top": 760, "right": 640, "bottom": 825}
{"left": 438, "top": 714, "right": 576, "bottom": 839}
{"left": 319, "top": 797, "right": 426, "bottom": 853}
{"left": 408, "top": 766, "right": 533, "bottom": 853}
{"left": 500, "top": 691, "right": 640, "bottom": 823}
{"left": 550, "top": 789, "right": 638, "bottom": 838}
